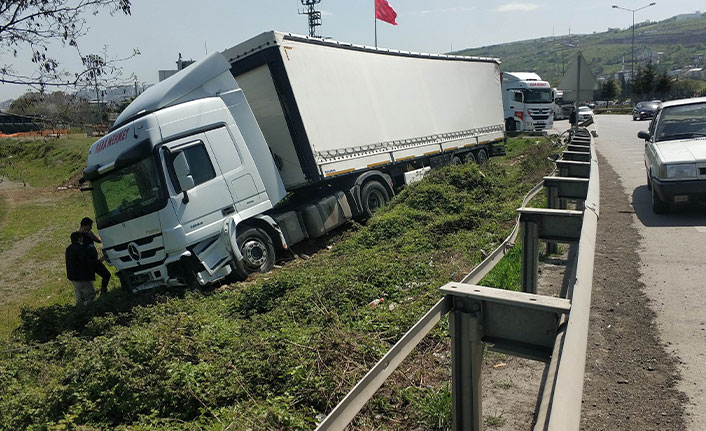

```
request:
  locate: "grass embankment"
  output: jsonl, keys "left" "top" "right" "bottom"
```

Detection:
{"left": 0, "top": 137, "right": 559, "bottom": 431}
{"left": 0, "top": 135, "right": 98, "bottom": 339}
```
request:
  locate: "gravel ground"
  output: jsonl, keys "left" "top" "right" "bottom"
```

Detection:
{"left": 579, "top": 152, "right": 687, "bottom": 430}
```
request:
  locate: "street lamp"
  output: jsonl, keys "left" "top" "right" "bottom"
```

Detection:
{"left": 612, "top": 2, "right": 656, "bottom": 85}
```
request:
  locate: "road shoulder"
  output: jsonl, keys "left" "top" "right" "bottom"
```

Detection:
{"left": 580, "top": 151, "right": 687, "bottom": 430}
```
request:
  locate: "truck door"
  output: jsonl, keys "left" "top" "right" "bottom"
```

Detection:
{"left": 201, "top": 126, "right": 268, "bottom": 215}
{"left": 162, "top": 133, "right": 236, "bottom": 237}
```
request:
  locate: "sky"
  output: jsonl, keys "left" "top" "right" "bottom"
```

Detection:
{"left": 0, "top": 0, "right": 703, "bottom": 101}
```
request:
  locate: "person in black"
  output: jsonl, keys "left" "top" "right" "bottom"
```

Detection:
{"left": 66, "top": 231, "right": 98, "bottom": 305}
{"left": 569, "top": 106, "right": 577, "bottom": 127}
{"left": 78, "top": 217, "right": 111, "bottom": 294}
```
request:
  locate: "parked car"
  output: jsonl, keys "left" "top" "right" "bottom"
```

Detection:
{"left": 640, "top": 96, "right": 706, "bottom": 213}
{"left": 633, "top": 100, "right": 661, "bottom": 121}
{"left": 578, "top": 106, "right": 594, "bottom": 122}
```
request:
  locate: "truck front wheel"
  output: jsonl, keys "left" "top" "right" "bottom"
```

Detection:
{"left": 361, "top": 180, "right": 390, "bottom": 218}
{"left": 236, "top": 227, "right": 275, "bottom": 275}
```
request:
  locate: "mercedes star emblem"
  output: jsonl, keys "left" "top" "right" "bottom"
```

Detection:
{"left": 127, "top": 242, "right": 141, "bottom": 261}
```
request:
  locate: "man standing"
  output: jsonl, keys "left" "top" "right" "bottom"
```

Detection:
{"left": 66, "top": 231, "right": 98, "bottom": 305}
{"left": 78, "top": 217, "right": 111, "bottom": 294}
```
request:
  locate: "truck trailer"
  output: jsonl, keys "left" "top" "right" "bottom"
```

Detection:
{"left": 502, "top": 72, "right": 554, "bottom": 132}
{"left": 83, "top": 31, "right": 506, "bottom": 292}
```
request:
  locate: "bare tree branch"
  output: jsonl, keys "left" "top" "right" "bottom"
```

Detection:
{"left": 0, "top": 0, "right": 132, "bottom": 89}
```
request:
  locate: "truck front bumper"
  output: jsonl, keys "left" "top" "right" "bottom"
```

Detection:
{"left": 652, "top": 178, "right": 706, "bottom": 205}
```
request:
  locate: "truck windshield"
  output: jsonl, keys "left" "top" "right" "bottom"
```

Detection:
{"left": 90, "top": 157, "right": 166, "bottom": 228}
{"left": 523, "top": 89, "right": 553, "bottom": 104}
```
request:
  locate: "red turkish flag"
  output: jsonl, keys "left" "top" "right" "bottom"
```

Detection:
{"left": 375, "top": 0, "right": 398, "bottom": 25}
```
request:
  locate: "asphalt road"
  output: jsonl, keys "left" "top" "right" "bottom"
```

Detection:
{"left": 592, "top": 115, "right": 706, "bottom": 430}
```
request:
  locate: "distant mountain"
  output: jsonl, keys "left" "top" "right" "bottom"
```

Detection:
{"left": 456, "top": 12, "right": 706, "bottom": 85}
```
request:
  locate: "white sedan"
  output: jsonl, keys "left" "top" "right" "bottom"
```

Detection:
{"left": 641, "top": 96, "right": 706, "bottom": 213}
{"left": 578, "top": 106, "right": 594, "bottom": 123}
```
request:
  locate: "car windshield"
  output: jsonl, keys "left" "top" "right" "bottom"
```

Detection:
{"left": 523, "top": 88, "right": 552, "bottom": 103}
{"left": 90, "top": 157, "right": 166, "bottom": 228}
{"left": 654, "top": 102, "right": 706, "bottom": 142}
{"left": 579, "top": 107, "right": 591, "bottom": 112}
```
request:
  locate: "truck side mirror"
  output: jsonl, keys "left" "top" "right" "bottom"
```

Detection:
{"left": 173, "top": 151, "right": 195, "bottom": 192}
{"left": 637, "top": 130, "right": 651, "bottom": 141}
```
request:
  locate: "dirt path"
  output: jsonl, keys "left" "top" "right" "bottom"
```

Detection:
{"left": 579, "top": 153, "right": 687, "bottom": 430}
{"left": 0, "top": 181, "right": 56, "bottom": 308}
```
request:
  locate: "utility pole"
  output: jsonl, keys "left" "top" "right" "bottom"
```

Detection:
{"left": 299, "top": 0, "right": 322, "bottom": 38}
{"left": 612, "top": 2, "right": 657, "bottom": 84}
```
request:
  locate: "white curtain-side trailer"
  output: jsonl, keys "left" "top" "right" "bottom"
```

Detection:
{"left": 84, "top": 31, "right": 506, "bottom": 292}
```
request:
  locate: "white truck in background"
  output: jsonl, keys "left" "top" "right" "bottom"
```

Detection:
{"left": 552, "top": 88, "right": 572, "bottom": 120}
{"left": 82, "top": 31, "right": 506, "bottom": 292}
{"left": 501, "top": 72, "right": 554, "bottom": 132}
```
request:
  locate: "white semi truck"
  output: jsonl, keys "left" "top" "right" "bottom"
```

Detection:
{"left": 501, "top": 72, "right": 554, "bottom": 132}
{"left": 82, "top": 31, "right": 506, "bottom": 292}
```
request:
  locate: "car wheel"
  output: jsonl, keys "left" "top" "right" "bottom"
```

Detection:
{"left": 651, "top": 185, "right": 669, "bottom": 214}
{"left": 236, "top": 227, "right": 275, "bottom": 275}
{"left": 361, "top": 180, "right": 390, "bottom": 218}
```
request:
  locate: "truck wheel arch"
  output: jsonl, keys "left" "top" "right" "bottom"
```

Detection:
{"left": 348, "top": 170, "right": 394, "bottom": 219}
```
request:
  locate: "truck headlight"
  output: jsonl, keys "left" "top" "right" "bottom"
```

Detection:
{"left": 665, "top": 164, "right": 697, "bottom": 179}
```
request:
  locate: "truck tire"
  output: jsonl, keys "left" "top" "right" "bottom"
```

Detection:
{"left": 236, "top": 227, "right": 275, "bottom": 275}
{"left": 451, "top": 155, "right": 463, "bottom": 165}
{"left": 651, "top": 186, "right": 669, "bottom": 214}
{"left": 361, "top": 180, "right": 389, "bottom": 218}
{"left": 464, "top": 151, "right": 477, "bottom": 164}
{"left": 477, "top": 149, "right": 489, "bottom": 165}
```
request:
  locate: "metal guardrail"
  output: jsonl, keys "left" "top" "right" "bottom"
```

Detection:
{"left": 315, "top": 128, "right": 599, "bottom": 431}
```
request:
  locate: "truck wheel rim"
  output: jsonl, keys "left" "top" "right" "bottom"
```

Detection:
{"left": 367, "top": 190, "right": 385, "bottom": 211}
{"left": 242, "top": 239, "right": 267, "bottom": 268}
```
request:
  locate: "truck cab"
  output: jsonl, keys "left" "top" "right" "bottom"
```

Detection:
{"left": 501, "top": 72, "right": 554, "bottom": 132}
{"left": 83, "top": 53, "right": 287, "bottom": 291}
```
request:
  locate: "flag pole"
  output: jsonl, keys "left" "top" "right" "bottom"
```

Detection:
{"left": 374, "top": 1, "right": 378, "bottom": 48}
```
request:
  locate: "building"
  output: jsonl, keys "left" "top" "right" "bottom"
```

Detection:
{"left": 158, "top": 53, "right": 195, "bottom": 82}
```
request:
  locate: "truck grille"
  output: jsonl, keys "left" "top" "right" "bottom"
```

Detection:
{"left": 528, "top": 108, "right": 552, "bottom": 117}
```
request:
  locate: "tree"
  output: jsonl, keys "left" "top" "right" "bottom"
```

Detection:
{"left": 0, "top": 0, "right": 132, "bottom": 89}
{"left": 8, "top": 90, "right": 92, "bottom": 126}
{"left": 631, "top": 63, "right": 658, "bottom": 101}
{"left": 600, "top": 78, "right": 620, "bottom": 102}
{"left": 653, "top": 72, "right": 673, "bottom": 100}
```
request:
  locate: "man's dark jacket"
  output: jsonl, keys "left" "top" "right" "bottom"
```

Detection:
{"left": 65, "top": 243, "right": 97, "bottom": 281}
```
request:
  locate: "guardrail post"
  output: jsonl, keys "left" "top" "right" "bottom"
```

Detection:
{"left": 545, "top": 186, "right": 559, "bottom": 255}
{"left": 450, "top": 297, "right": 484, "bottom": 431}
{"left": 521, "top": 219, "right": 539, "bottom": 294}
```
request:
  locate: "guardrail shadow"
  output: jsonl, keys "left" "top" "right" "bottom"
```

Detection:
{"left": 632, "top": 185, "right": 706, "bottom": 228}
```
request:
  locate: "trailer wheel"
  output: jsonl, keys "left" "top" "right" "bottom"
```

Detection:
{"left": 361, "top": 180, "right": 390, "bottom": 218}
{"left": 464, "top": 152, "right": 477, "bottom": 164}
{"left": 451, "top": 155, "right": 463, "bottom": 165}
{"left": 477, "top": 149, "right": 489, "bottom": 165}
{"left": 236, "top": 227, "right": 275, "bottom": 275}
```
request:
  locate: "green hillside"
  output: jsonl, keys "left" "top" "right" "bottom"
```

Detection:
{"left": 457, "top": 13, "right": 706, "bottom": 85}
